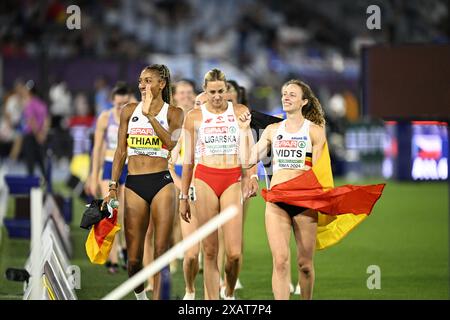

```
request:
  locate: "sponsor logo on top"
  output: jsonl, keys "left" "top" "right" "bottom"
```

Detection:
{"left": 274, "top": 140, "right": 298, "bottom": 148}
{"left": 204, "top": 126, "right": 228, "bottom": 134}
{"left": 129, "top": 127, "right": 155, "bottom": 135}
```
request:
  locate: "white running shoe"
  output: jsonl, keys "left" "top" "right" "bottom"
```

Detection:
{"left": 170, "top": 260, "right": 178, "bottom": 274}
{"left": 289, "top": 283, "right": 294, "bottom": 293}
{"left": 135, "top": 291, "right": 149, "bottom": 300}
{"left": 183, "top": 292, "right": 195, "bottom": 300}
{"left": 234, "top": 278, "right": 243, "bottom": 290}
{"left": 220, "top": 286, "right": 235, "bottom": 300}
{"left": 198, "top": 252, "right": 203, "bottom": 273}
{"left": 294, "top": 283, "right": 301, "bottom": 295}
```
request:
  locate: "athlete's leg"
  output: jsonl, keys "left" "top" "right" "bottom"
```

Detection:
{"left": 150, "top": 182, "right": 176, "bottom": 300}
{"left": 217, "top": 226, "right": 225, "bottom": 285}
{"left": 265, "top": 202, "right": 292, "bottom": 299}
{"left": 220, "top": 182, "right": 243, "bottom": 298}
{"left": 124, "top": 187, "right": 150, "bottom": 293}
{"left": 180, "top": 201, "right": 200, "bottom": 296}
{"left": 170, "top": 190, "right": 182, "bottom": 273}
{"left": 143, "top": 215, "right": 154, "bottom": 292}
{"left": 292, "top": 209, "right": 318, "bottom": 300}
{"left": 237, "top": 199, "right": 250, "bottom": 289}
{"left": 118, "top": 184, "right": 127, "bottom": 248}
{"left": 194, "top": 178, "right": 220, "bottom": 300}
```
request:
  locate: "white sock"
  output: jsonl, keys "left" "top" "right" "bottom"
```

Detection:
{"left": 135, "top": 290, "right": 148, "bottom": 300}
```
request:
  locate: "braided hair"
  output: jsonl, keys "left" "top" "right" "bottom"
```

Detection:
{"left": 144, "top": 64, "right": 172, "bottom": 105}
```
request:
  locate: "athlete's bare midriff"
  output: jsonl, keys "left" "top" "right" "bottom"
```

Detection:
{"left": 270, "top": 168, "right": 308, "bottom": 189}
{"left": 127, "top": 154, "right": 169, "bottom": 175}
{"left": 198, "top": 154, "right": 241, "bottom": 169}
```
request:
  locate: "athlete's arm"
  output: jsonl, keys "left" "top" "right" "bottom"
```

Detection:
{"left": 180, "top": 109, "right": 199, "bottom": 222}
{"left": 236, "top": 104, "right": 253, "bottom": 169}
{"left": 245, "top": 123, "right": 275, "bottom": 169}
{"left": 101, "top": 103, "right": 136, "bottom": 209}
{"left": 88, "top": 111, "right": 108, "bottom": 188}
{"left": 310, "top": 123, "right": 326, "bottom": 165}
{"left": 169, "top": 135, "right": 182, "bottom": 190}
{"left": 111, "top": 103, "right": 136, "bottom": 182}
{"left": 148, "top": 106, "right": 184, "bottom": 151}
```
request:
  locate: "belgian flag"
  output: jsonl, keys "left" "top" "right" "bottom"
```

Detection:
{"left": 262, "top": 143, "right": 385, "bottom": 250}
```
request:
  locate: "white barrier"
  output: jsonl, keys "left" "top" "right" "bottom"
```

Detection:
{"left": 30, "top": 188, "right": 43, "bottom": 300}
{"left": 24, "top": 190, "right": 77, "bottom": 300}
{"left": 0, "top": 164, "right": 9, "bottom": 245}
{"left": 103, "top": 205, "right": 239, "bottom": 300}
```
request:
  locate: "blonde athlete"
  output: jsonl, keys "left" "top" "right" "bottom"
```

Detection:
{"left": 102, "top": 64, "right": 184, "bottom": 300}
{"left": 169, "top": 92, "right": 208, "bottom": 300}
{"left": 180, "top": 69, "right": 252, "bottom": 300}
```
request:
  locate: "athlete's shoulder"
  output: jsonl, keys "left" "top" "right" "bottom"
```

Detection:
{"left": 233, "top": 103, "right": 250, "bottom": 115}
{"left": 120, "top": 102, "right": 139, "bottom": 118}
{"left": 97, "top": 110, "right": 110, "bottom": 123}
{"left": 267, "top": 121, "right": 282, "bottom": 131}
{"left": 309, "top": 121, "right": 326, "bottom": 143}
{"left": 168, "top": 105, "right": 184, "bottom": 126}
{"left": 186, "top": 107, "right": 202, "bottom": 120}
{"left": 309, "top": 121, "right": 325, "bottom": 134}
{"left": 168, "top": 104, "right": 184, "bottom": 116}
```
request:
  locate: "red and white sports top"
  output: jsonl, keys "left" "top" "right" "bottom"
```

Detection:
{"left": 127, "top": 102, "right": 170, "bottom": 158}
{"left": 197, "top": 101, "right": 240, "bottom": 156}
{"left": 272, "top": 119, "right": 313, "bottom": 173}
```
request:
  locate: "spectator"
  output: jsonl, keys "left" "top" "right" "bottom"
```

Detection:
{"left": 19, "top": 80, "right": 49, "bottom": 177}
{"left": 94, "top": 76, "right": 112, "bottom": 115}
{"left": 0, "top": 80, "right": 25, "bottom": 160}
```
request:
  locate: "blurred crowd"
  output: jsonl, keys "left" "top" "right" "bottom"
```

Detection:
{"left": 0, "top": 0, "right": 447, "bottom": 178}
{"left": 1, "top": 0, "right": 447, "bottom": 71}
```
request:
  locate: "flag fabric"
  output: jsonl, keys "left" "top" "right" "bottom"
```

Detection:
{"left": 85, "top": 206, "right": 121, "bottom": 264}
{"left": 261, "top": 143, "right": 385, "bottom": 250}
{"left": 250, "top": 110, "right": 283, "bottom": 140}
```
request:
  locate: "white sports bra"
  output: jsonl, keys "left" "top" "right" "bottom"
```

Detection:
{"left": 127, "top": 102, "right": 170, "bottom": 158}
{"left": 272, "top": 119, "right": 313, "bottom": 173}
{"left": 197, "top": 101, "right": 240, "bottom": 157}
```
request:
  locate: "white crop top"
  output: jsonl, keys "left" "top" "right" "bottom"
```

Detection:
{"left": 197, "top": 101, "right": 240, "bottom": 156}
{"left": 272, "top": 119, "right": 313, "bottom": 173}
{"left": 127, "top": 102, "right": 170, "bottom": 158}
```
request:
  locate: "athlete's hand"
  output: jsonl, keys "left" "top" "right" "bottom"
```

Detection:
{"left": 142, "top": 84, "right": 153, "bottom": 116}
{"left": 242, "top": 176, "right": 259, "bottom": 199}
{"left": 247, "top": 176, "right": 259, "bottom": 198}
{"left": 238, "top": 111, "right": 251, "bottom": 129}
{"left": 180, "top": 199, "right": 191, "bottom": 223}
{"left": 85, "top": 175, "right": 98, "bottom": 196}
{"left": 84, "top": 175, "right": 93, "bottom": 196}
{"left": 101, "top": 189, "right": 118, "bottom": 212}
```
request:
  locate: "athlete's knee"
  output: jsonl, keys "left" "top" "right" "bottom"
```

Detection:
{"left": 202, "top": 244, "right": 218, "bottom": 262}
{"left": 153, "top": 244, "right": 169, "bottom": 259}
{"left": 127, "top": 258, "right": 143, "bottom": 275}
{"left": 273, "top": 254, "right": 290, "bottom": 274}
{"left": 184, "top": 253, "right": 199, "bottom": 266}
{"left": 226, "top": 250, "right": 241, "bottom": 265}
{"left": 298, "top": 258, "right": 314, "bottom": 277}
